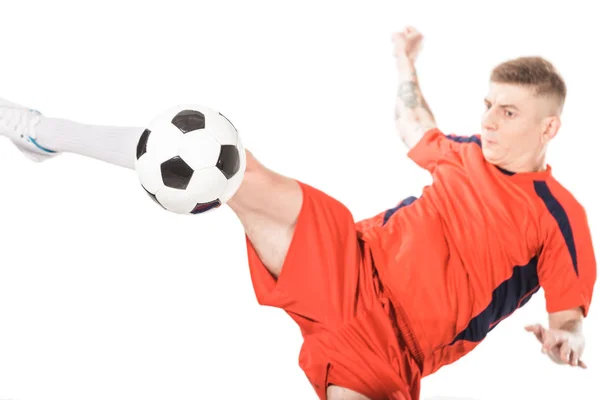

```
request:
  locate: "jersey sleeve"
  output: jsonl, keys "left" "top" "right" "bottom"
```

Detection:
{"left": 537, "top": 197, "right": 597, "bottom": 318}
{"left": 407, "top": 127, "right": 479, "bottom": 173}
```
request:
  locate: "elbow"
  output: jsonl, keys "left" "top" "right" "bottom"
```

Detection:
{"left": 396, "top": 117, "right": 436, "bottom": 149}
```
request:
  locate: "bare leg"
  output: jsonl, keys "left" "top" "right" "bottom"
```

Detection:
{"left": 1, "top": 104, "right": 372, "bottom": 398}
{"left": 227, "top": 150, "right": 302, "bottom": 277}
{"left": 228, "top": 152, "right": 372, "bottom": 400}
{"left": 326, "top": 386, "right": 373, "bottom": 400}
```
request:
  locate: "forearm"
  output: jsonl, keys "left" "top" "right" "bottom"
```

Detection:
{"left": 395, "top": 56, "right": 437, "bottom": 149}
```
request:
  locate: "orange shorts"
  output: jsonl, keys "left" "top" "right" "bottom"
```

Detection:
{"left": 245, "top": 181, "right": 422, "bottom": 400}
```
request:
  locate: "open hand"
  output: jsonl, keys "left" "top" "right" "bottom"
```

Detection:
{"left": 391, "top": 26, "right": 423, "bottom": 63}
{"left": 525, "top": 324, "right": 587, "bottom": 368}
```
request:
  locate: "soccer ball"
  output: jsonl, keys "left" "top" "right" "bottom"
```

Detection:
{"left": 134, "top": 104, "right": 246, "bottom": 215}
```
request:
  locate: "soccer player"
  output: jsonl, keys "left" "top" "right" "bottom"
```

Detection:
{"left": 0, "top": 26, "right": 596, "bottom": 400}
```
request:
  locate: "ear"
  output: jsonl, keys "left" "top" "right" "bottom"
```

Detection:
{"left": 541, "top": 116, "right": 561, "bottom": 144}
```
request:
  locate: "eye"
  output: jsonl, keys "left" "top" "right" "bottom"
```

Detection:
{"left": 505, "top": 110, "right": 514, "bottom": 117}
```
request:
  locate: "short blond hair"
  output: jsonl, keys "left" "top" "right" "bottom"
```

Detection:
{"left": 491, "top": 56, "right": 566, "bottom": 114}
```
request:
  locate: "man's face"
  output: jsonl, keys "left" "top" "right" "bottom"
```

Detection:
{"left": 481, "top": 82, "right": 554, "bottom": 168}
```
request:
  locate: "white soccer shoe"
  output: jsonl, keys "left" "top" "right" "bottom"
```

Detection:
{"left": 0, "top": 98, "right": 58, "bottom": 162}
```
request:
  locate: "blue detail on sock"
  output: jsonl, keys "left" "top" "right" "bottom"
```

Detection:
{"left": 28, "top": 137, "right": 57, "bottom": 154}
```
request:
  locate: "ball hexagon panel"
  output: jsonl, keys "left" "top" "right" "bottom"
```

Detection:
{"left": 171, "top": 109, "right": 206, "bottom": 133}
{"left": 143, "top": 187, "right": 166, "bottom": 209}
{"left": 178, "top": 131, "right": 222, "bottom": 171}
{"left": 219, "top": 112, "right": 237, "bottom": 131}
{"left": 221, "top": 170, "right": 243, "bottom": 204}
{"left": 135, "top": 153, "right": 164, "bottom": 194}
{"left": 186, "top": 166, "right": 229, "bottom": 204}
{"left": 208, "top": 112, "right": 238, "bottom": 145}
{"left": 155, "top": 186, "right": 198, "bottom": 214}
{"left": 145, "top": 122, "right": 183, "bottom": 163}
{"left": 238, "top": 135, "right": 247, "bottom": 166}
{"left": 160, "top": 156, "right": 195, "bottom": 190}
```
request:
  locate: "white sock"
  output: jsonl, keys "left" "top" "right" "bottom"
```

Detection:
{"left": 35, "top": 117, "right": 144, "bottom": 170}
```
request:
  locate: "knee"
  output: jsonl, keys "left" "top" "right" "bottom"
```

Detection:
{"left": 326, "top": 385, "right": 372, "bottom": 400}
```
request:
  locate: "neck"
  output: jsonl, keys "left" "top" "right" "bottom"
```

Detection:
{"left": 498, "top": 154, "right": 547, "bottom": 174}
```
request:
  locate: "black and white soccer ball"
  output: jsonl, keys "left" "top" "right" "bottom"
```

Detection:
{"left": 135, "top": 104, "right": 246, "bottom": 215}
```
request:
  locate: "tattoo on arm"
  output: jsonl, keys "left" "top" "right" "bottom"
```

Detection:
{"left": 395, "top": 75, "right": 434, "bottom": 121}
{"left": 394, "top": 69, "right": 436, "bottom": 148}
{"left": 398, "top": 82, "right": 419, "bottom": 108}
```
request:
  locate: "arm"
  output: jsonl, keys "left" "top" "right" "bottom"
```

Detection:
{"left": 392, "top": 27, "right": 437, "bottom": 149}
{"left": 392, "top": 27, "right": 476, "bottom": 173}
{"left": 525, "top": 195, "right": 596, "bottom": 368}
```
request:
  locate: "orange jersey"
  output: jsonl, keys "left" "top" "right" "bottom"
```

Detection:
{"left": 357, "top": 128, "right": 597, "bottom": 376}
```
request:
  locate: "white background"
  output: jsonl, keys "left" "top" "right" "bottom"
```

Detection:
{"left": 0, "top": 0, "right": 597, "bottom": 399}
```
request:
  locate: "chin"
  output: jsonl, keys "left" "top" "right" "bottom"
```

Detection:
{"left": 482, "top": 146, "right": 499, "bottom": 164}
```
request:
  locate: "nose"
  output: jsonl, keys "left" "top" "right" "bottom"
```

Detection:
{"left": 482, "top": 109, "right": 498, "bottom": 131}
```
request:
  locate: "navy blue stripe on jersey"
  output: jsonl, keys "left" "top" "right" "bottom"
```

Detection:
{"left": 450, "top": 256, "right": 540, "bottom": 345}
{"left": 533, "top": 181, "right": 578, "bottom": 276}
{"left": 383, "top": 196, "right": 417, "bottom": 225}
{"left": 445, "top": 134, "right": 482, "bottom": 146}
